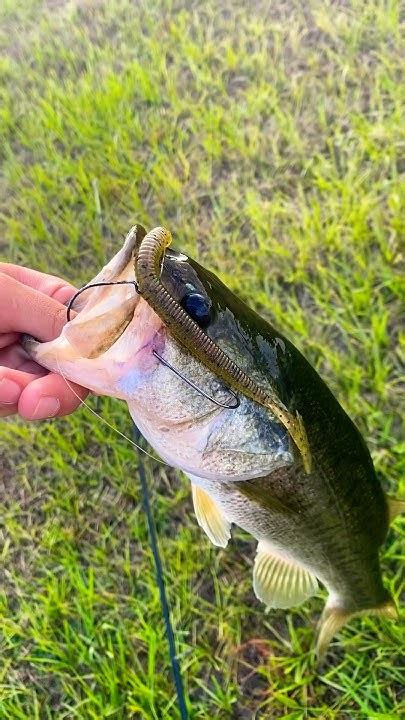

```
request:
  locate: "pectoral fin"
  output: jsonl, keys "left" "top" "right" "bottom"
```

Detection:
{"left": 253, "top": 541, "right": 318, "bottom": 609}
{"left": 191, "top": 485, "right": 231, "bottom": 548}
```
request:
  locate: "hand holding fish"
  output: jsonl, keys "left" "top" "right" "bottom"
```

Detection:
{"left": 0, "top": 263, "right": 88, "bottom": 419}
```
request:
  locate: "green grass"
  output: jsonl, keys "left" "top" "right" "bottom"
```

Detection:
{"left": 0, "top": 0, "right": 404, "bottom": 717}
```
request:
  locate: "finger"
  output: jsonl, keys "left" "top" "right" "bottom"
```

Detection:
{"left": 0, "top": 404, "right": 18, "bottom": 418}
{"left": 0, "top": 274, "right": 73, "bottom": 341}
{"left": 0, "top": 263, "right": 76, "bottom": 306}
{"left": 0, "top": 332, "right": 20, "bottom": 349}
{"left": 18, "top": 372, "right": 89, "bottom": 420}
{"left": 0, "top": 343, "right": 33, "bottom": 368}
{"left": 0, "top": 368, "right": 43, "bottom": 415}
{"left": 0, "top": 343, "right": 47, "bottom": 374}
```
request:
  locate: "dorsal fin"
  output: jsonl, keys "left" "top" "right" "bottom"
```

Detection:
{"left": 191, "top": 485, "right": 231, "bottom": 548}
{"left": 253, "top": 541, "right": 318, "bottom": 609}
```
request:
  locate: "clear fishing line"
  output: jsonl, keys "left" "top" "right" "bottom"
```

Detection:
{"left": 55, "top": 352, "right": 166, "bottom": 463}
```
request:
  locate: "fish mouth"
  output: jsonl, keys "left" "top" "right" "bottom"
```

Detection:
{"left": 22, "top": 226, "right": 162, "bottom": 380}
{"left": 61, "top": 226, "right": 142, "bottom": 360}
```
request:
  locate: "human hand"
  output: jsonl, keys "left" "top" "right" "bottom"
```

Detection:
{"left": 0, "top": 263, "right": 88, "bottom": 419}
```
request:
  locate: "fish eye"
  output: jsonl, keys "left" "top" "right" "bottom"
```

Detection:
{"left": 181, "top": 292, "right": 212, "bottom": 328}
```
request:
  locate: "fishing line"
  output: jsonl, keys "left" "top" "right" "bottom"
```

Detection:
{"left": 133, "top": 424, "right": 189, "bottom": 720}
{"left": 55, "top": 354, "right": 189, "bottom": 716}
{"left": 63, "top": 258, "right": 259, "bottom": 718}
{"left": 55, "top": 352, "right": 166, "bottom": 463}
{"left": 61, "top": 279, "right": 192, "bottom": 716}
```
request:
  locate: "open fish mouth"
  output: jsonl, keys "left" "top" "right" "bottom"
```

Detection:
{"left": 58, "top": 226, "right": 143, "bottom": 360}
{"left": 22, "top": 227, "right": 166, "bottom": 398}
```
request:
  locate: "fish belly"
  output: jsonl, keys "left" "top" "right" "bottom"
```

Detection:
{"left": 187, "top": 469, "right": 389, "bottom": 613}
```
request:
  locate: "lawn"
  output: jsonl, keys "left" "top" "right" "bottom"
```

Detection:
{"left": 0, "top": 0, "right": 404, "bottom": 717}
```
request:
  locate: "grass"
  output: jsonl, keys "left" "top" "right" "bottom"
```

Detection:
{"left": 0, "top": 0, "right": 404, "bottom": 717}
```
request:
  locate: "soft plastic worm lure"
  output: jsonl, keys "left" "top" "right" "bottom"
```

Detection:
{"left": 133, "top": 225, "right": 312, "bottom": 473}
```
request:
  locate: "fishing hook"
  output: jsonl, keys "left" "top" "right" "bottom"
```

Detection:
{"left": 66, "top": 280, "right": 139, "bottom": 322}
{"left": 153, "top": 350, "right": 240, "bottom": 410}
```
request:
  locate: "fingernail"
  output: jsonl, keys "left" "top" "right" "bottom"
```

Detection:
{"left": 0, "top": 378, "right": 21, "bottom": 404}
{"left": 33, "top": 397, "right": 61, "bottom": 419}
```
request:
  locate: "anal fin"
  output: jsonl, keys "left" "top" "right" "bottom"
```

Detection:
{"left": 253, "top": 541, "right": 318, "bottom": 609}
{"left": 191, "top": 485, "right": 231, "bottom": 548}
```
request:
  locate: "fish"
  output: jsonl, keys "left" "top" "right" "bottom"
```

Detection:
{"left": 23, "top": 226, "right": 403, "bottom": 658}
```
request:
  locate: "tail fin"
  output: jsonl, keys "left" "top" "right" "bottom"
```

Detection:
{"left": 387, "top": 496, "right": 405, "bottom": 523}
{"left": 316, "top": 597, "right": 398, "bottom": 660}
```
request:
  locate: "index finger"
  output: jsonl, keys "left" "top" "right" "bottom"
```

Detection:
{"left": 0, "top": 263, "right": 76, "bottom": 306}
{"left": 0, "top": 273, "right": 74, "bottom": 342}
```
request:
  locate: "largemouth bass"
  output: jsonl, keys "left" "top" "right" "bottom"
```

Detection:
{"left": 24, "top": 227, "right": 403, "bottom": 657}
